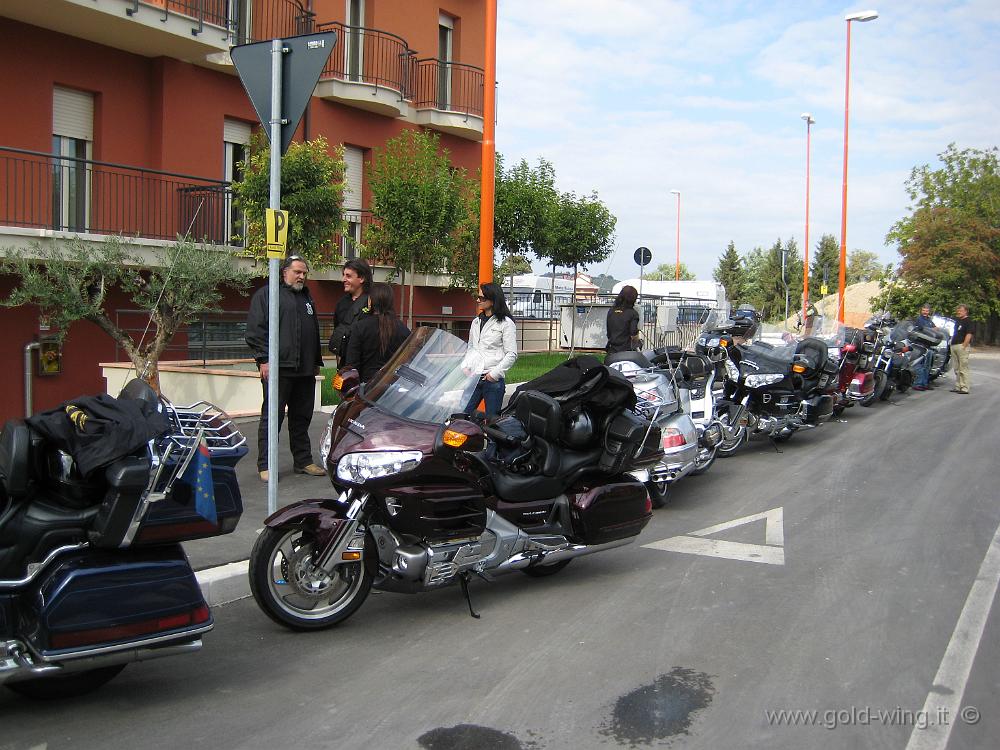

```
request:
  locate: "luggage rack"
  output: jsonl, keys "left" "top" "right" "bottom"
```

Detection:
{"left": 158, "top": 400, "right": 247, "bottom": 457}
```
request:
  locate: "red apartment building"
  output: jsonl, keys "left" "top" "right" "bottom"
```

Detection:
{"left": 0, "top": 0, "right": 486, "bottom": 421}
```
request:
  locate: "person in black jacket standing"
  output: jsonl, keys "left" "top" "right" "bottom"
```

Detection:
{"left": 328, "top": 258, "right": 372, "bottom": 364}
{"left": 342, "top": 282, "right": 410, "bottom": 382}
{"left": 606, "top": 285, "right": 640, "bottom": 354}
{"left": 245, "top": 255, "right": 325, "bottom": 481}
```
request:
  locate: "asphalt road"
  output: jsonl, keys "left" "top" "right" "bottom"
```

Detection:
{"left": 3, "top": 356, "right": 999, "bottom": 750}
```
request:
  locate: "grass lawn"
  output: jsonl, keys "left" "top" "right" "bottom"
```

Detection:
{"left": 320, "top": 351, "right": 603, "bottom": 406}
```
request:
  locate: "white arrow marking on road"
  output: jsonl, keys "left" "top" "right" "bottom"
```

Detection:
{"left": 642, "top": 507, "right": 785, "bottom": 565}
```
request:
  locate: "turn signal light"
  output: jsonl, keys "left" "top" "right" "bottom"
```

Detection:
{"left": 341, "top": 551, "right": 362, "bottom": 561}
{"left": 332, "top": 374, "right": 344, "bottom": 391}
{"left": 792, "top": 364, "right": 807, "bottom": 373}
{"left": 719, "top": 339, "right": 729, "bottom": 347}
{"left": 442, "top": 429, "right": 469, "bottom": 447}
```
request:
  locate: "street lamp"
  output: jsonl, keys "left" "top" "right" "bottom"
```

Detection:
{"left": 838, "top": 9, "right": 878, "bottom": 323}
{"left": 801, "top": 112, "right": 815, "bottom": 325}
{"left": 670, "top": 189, "right": 681, "bottom": 280}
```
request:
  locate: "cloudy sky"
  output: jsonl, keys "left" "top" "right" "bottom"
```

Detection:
{"left": 494, "top": 0, "right": 1000, "bottom": 283}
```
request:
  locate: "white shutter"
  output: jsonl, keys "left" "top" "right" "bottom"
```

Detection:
{"left": 343, "top": 145, "right": 363, "bottom": 210}
{"left": 223, "top": 118, "right": 252, "bottom": 145}
{"left": 53, "top": 86, "right": 94, "bottom": 141}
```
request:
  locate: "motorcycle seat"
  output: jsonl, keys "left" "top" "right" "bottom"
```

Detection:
{"left": 489, "top": 446, "right": 604, "bottom": 503}
{"left": 605, "top": 351, "right": 654, "bottom": 369}
{"left": 0, "top": 420, "right": 32, "bottom": 499}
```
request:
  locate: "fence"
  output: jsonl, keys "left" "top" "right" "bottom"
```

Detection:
{"left": 0, "top": 147, "right": 233, "bottom": 244}
{"left": 316, "top": 22, "right": 413, "bottom": 98}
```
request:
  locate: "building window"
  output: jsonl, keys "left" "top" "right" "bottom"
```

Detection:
{"left": 52, "top": 87, "right": 94, "bottom": 233}
{"left": 342, "top": 144, "right": 364, "bottom": 260}
{"left": 223, "top": 119, "right": 252, "bottom": 246}
{"left": 438, "top": 13, "right": 454, "bottom": 109}
{"left": 346, "top": 0, "right": 365, "bottom": 82}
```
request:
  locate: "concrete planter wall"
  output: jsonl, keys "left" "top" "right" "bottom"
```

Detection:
{"left": 101, "top": 359, "right": 323, "bottom": 417}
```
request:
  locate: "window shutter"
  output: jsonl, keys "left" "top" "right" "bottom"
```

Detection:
{"left": 343, "top": 145, "right": 364, "bottom": 210}
{"left": 53, "top": 86, "right": 94, "bottom": 141}
{"left": 223, "top": 118, "right": 252, "bottom": 145}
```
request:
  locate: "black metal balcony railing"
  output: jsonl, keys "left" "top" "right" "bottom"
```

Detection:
{"left": 413, "top": 59, "right": 485, "bottom": 118}
{"left": 0, "top": 146, "right": 235, "bottom": 245}
{"left": 316, "top": 22, "right": 413, "bottom": 98}
{"left": 125, "top": 0, "right": 314, "bottom": 44}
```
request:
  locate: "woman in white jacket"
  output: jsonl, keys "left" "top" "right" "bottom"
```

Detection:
{"left": 462, "top": 282, "right": 518, "bottom": 416}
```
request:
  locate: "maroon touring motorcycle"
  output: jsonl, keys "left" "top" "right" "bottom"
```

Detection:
{"left": 248, "top": 327, "right": 663, "bottom": 629}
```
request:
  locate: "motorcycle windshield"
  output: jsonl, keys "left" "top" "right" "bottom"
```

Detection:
{"left": 361, "top": 327, "right": 485, "bottom": 424}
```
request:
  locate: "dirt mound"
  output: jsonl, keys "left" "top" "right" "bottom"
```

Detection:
{"left": 783, "top": 281, "right": 882, "bottom": 330}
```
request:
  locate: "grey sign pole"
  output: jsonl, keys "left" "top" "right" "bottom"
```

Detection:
{"left": 267, "top": 38, "right": 286, "bottom": 516}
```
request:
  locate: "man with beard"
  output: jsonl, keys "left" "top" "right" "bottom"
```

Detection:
{"left": 246, "top": 255, "right": 325, "bottom": 481}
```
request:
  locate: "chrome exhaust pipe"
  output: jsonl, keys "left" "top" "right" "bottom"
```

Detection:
{"left": 495, "top": 537, "right": 634, "bottom": 574}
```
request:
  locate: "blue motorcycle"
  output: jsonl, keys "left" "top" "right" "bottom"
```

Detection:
{"left": 0, "top": 380, "right": 245, "bottom": 698}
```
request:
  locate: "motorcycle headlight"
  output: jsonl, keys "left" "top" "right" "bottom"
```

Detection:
{"left": 745, "top": 373, "right": 784, "bottom": 388}
{"left": 336, "top": 451, "right": 423, "bottom": 484}
{"left": 724, "top": 359, "right": 740, "bottom": 381}
{"left": 320, "top": 416, "right": 334, "bottom": 462}
{"left": 708, "top": 337, "right": 721, "bottom": 347}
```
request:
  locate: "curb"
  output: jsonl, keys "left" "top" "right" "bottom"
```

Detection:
{"left": 196, "top": 560, "right": 251, "bottom": 607}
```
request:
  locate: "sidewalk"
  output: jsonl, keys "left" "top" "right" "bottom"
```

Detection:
{"left": 189, "top": 382, "right": 521, "bottom": 605}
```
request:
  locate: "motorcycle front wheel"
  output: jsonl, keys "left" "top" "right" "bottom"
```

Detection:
{"left": 716, "top": 416, "right": 747, "bottom": 457}
{"left": 646, "top": 480, "right": 670, "bottom": 508}
{"left": 871, "top": 370, "right": 889, "bottom": 402}
{"left": 249, "top": 526, "right": 373, "bottom": 631}
{"left": 690, "top": 444, "right": 718, "bottom": 476}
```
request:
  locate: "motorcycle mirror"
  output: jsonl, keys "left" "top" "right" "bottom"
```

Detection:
{"left": 333, "top": 368, "right": 361, "bottom": 399}
{"left": 432, "top": 419, "right": 486, "bottom": 461}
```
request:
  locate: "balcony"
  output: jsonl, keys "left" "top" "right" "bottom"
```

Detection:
{"left": 314, "top": 22, "right": 413, "bottom": 118}
{"left": 411, "top": 59, "right": 485, "bottom": 140}
{"left": 0, "top": 146, "right": 235, "bottom": 247}
{"left": 2, "top": 0, "right": 313, "bottom": 71}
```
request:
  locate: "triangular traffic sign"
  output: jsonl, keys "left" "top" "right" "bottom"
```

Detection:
{"left": 642, "top": 507, "right": 785, "bottom": 565}
{"left": 231, "top": 31, "right": 336, "bottom": 155}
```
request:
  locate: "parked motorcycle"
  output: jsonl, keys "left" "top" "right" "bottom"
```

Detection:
{"left": 928, "top": 315, "right": 955, "bottom": 380}
{"left": 248, "top": 328, "right": 663, "bottom": 630}
{"left": 606, "top": 350, "right": 714, "bottom": 507}
{"left": 0, "top": 380, "right": 245, "bottom": 698}
{"left": 867, "top": 316, "right": 932, "bottom": 400}
{"left": 713, "top": 327, "right": 839, "bottom": 452}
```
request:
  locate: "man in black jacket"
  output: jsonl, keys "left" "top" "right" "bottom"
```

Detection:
{"left": 245, "top": 256, "right": 325, "bottom": 481}
{"left": 328, "top": 258, "right": 372, "bottom": 363}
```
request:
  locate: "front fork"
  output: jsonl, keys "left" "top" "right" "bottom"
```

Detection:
{"left": 313, "top": 491, "right": 369, "bottom": 574}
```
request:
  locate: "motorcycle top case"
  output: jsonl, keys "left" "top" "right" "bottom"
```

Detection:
{"left": 20, "top": 544, "right": 210, "bottom": 656}
{"left": 568, "top": 480, "right": 651, "bottom": 545}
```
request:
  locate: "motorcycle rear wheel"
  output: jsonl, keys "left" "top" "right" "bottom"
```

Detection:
{"left": 521, "top": 559, "right": 572, "bottom": 577}
{"left": 249, "top": 526, "right": 373, "bottom": 631}
{"left": 5, "top": 664, "right": 126, "bottom": 700}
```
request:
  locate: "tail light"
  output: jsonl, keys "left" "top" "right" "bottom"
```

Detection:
{"left": 662, "top": 428, "right": 686, "bottom": 448}
{"left": 49, "top": 604, "right": 211, "bottom": 650}
{"left": 135, "top": 519, "right": 220, "bottom": 543}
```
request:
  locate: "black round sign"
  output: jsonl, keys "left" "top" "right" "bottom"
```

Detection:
{"left": 634, "top": 246, "right": 652, "bottom": 267}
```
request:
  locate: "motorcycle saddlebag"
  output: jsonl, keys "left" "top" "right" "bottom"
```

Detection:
{"left": 598, "top": 411, "right": 661, "bottom": 474}
{"left": 20, "top": 544, "right": 210, "bottom": 657}
{"left": 569, "top": 480, "right": 651, "bottom": 545}
{"left": 800, "top": 394, "right": 835, "bottom": 425}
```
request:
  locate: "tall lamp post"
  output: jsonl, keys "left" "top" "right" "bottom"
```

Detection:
{"left": 801, "top": 112, "right": 814, "bottom": 324}
{"left": 838, "top": 9, "right": 878, "bottom": 323}
{"left": 670, "top": 189, "right": 681, "bottom": 280}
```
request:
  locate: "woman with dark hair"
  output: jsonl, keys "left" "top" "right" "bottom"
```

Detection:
{"left": 606, "top": 285, "right": 640, "bottom": 354}
{"left": 343, "top": 282, "right": 410, "bottom": 382}
{"left": 462, "top": 282, "right": 518, "bottom": 416}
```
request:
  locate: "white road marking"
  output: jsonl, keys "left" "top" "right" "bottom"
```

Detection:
{"left": 642, "top": 507, "right": 785, "bottom": 565}
{"left": 905, "top": 518, "right": 1000, "bottom": 750}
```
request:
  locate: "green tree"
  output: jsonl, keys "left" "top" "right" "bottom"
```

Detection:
{"left": 809, "top": 234, "right": 840, "bottom": 300}
{"left": 646, "top": 262, "right": 696, "bottom": 281}
{"left": 592, "top": 273, "right": 619, "bottom": 293}
{"left": 741, "top": 239, "right": 801, "bottom": 322}
{"left": 494, "top": 155, "right": 559, "bottom": 276}
{"left": 365, "top": 129, "right": 472, "bottom": 326}
{"left": 846, "top": 250, "right": 883, "bottom": 284}
{"left": 713, "top": 241, "right": 746, "bottom": 305}
{"left": 232, "top": 134, "right": 345, "bottom": 269}
{"left": 884, "top": 144, "right": 1000, "bottom": 336}
{"left": 0, "top": 237, "right": 252, "bottom": 389}
{"left": 497, "top": 253, "right": 533, "bottom": 279}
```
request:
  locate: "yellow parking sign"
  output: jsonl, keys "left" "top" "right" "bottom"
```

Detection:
{"left": 820, "top": 283, "right": 829, "bottom": 296}
{"left": 265, "top": 209, "right": 289, "bottom": 259}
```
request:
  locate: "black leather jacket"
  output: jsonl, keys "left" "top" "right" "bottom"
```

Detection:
{"left": 245, "top": 283, "right": 323, "bottom": 371}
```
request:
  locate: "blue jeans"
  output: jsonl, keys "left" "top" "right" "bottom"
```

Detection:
{"left": 465, "top": 376, "right": 506, "bottom": 416}
{"left": 915, "top": 352, "right": 931, "bottom": 387}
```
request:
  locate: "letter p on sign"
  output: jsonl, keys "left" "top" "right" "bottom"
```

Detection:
{"left": 265, "top": 209, "right": 289, "bottom": 259}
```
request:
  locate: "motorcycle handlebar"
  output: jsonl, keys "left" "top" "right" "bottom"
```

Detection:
{"left": 482, "top": 424, "right": 525, "bottom": 448}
